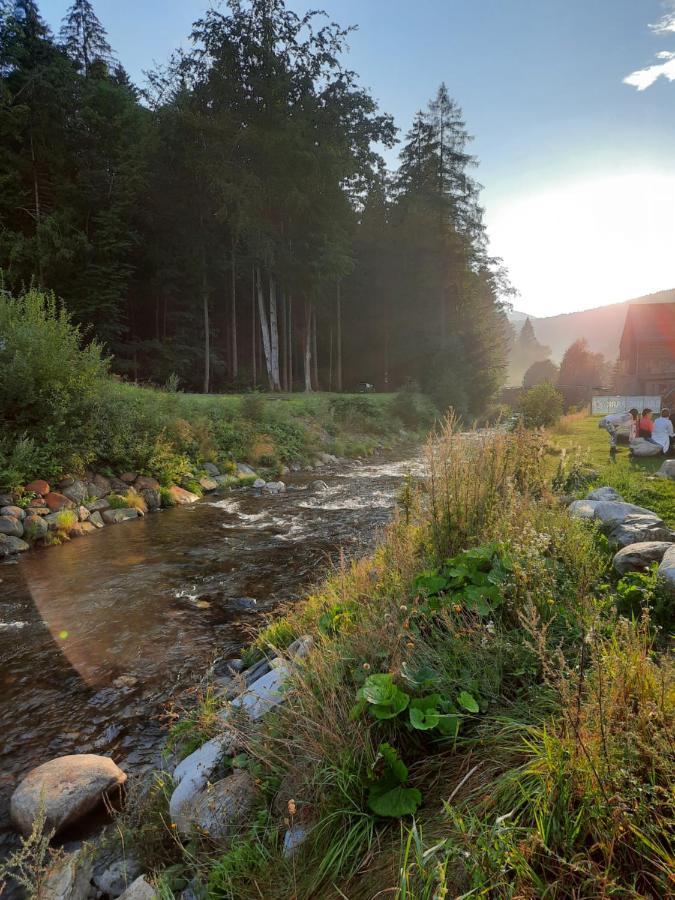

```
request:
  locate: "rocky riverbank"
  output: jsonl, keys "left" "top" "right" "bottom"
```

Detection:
{"left": 0, "top": 453, "right": 343, "bottom": 560}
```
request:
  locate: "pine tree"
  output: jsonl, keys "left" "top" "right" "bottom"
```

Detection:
{"left": 59, "top": 0, "right": 113, "bottom": 75}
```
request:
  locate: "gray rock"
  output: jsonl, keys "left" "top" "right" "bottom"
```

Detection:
{"left": 317, "top": 452, "right": 338, "bottom": 465}
{"left": 236, "top": 463, "right": 256, "bottom": 477}
{"left": 262, "top": 481, "right": 286, "bottom": 494}
{"left": 77, "top": 505, "right": 90, "bottom": 522}
{"left": 287, "top": 634, "right": 314, "bottom": 661}
{"left": 89, "top": 511, "right": 105, "bottom": 529}
{"left": 608, "top": 514, "right": 674, "bottom": 548}
{"left": 170, "top": 732, "right": 239, "bottom": 833}
{"left": 86, "top": 497, "right": 110, "bottom": 512}
{"left": 213, "top": 475, "right": 232, "bottom": 487}
{"left": 225, "top": 664, "right": 290, "bottom": 722}
{"left": 62, "top": 480, "right": 88, "bottom": 505}
{"left": 24, "top": 515, "right": 48, "bottom": 539}
{"left": 93, "top": 856, "right": 142, "bottom": 897}
{"left": 134, "top": 475, "right": 160, "bottom": 491}
{"left": 658, "top": 545, "right": 675, "bottom": 593}
{"left": 202, "top": 462, "right": 220, "bottom": 477}
{"left": 283, "top": 824, "right": 310, "bottom": 857}
{"left": 92, "top": 474, "right": 112, "bottom": 496}
{"left": 119, "top": 472, "right": 137, "bottom": 484}
{"left": 227, "top": 658, "right": 244, "bottom": 673}
{"left": 568, "top": 499, "right": 599, "bottom": 519}
{"left": 0, "top": 533, "right": 29, "bottom": 556}
{"left": 0, "top": 492, "right": 15, "bottom": 506}
{"left": 109, "top": 477, "right": 131, "bottom": 494}
{"left": 10, "top": 754, "right": 126, "bottom": 836}
{"left": 592, "top": 501, "right": 657, "bottom": 526}
{"left": 189, "top": 770, "right": 257, "bottom": 841}
{"left": 586, "top": 486, "right": 623, "bottom": 502}
{"left": 141, "top": 488, "right": 161, "bottom": 511}
{"left": 102, "top": 508, "right": 139, "bottom": 525}
{"left": 43, "top": 851, "right": 93, "bottom": 900}
{"left": 0, "top": 514, "right": 24, "bottom": 538}
{"left": 309, "top": 480, "right": 329, "bottom": 492}
{"left": 253, "top": 479, "right": 265, "bottom": 489}
{"left": 1, "top": 504, "right": 25, "bottom": 520}
{"left": 656, "top": 459, "right": 675, "bottom": 480}
{"left": 630, "top": 438, "right": 662, "bottom": 457}
{"left": 117, "top": 876, "right": 157, "bottom": 900}
{"left": 613, "top": 541, "right": 673, "bottom": 575}
{"left": 199, "top": 476, "right": 219, "bottom": 492}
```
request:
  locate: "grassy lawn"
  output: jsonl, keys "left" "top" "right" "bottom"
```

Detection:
{"left": 548, "top": 411, "right": 675, "bottom": 525}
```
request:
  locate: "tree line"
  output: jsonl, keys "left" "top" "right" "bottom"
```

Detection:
{"left": 0, "top": 0, "right": 511, "bottom": 415}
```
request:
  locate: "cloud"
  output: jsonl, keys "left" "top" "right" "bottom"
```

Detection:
{"left": 625, "top": 2, "right": 675, "bottom": 90}
{"left": 624, "top": 51, "right": 675, "bottom": 91}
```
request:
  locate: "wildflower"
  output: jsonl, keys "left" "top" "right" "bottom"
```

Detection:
{"left": 287, "top": 799, "right": 297, "bottom": 817}
{"left": 171, "top": 823, "right": 177, "bottom": 829}
{"left": 399, "top": 604, "right": 408, "bottom": 613}
{"left": 453, "top": 603, "right": 462, "bottom": 613}
{"left": 406, "top": 641, "right": 414, "bottom": 650}
{"left": 362, "top": 662, "right": 370, "bottom": 671}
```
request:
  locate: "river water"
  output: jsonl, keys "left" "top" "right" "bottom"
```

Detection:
{"left": 0, "top": 450, "right": 423, "bottom": 852}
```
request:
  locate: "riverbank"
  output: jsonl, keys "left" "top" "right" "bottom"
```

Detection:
{"left": 6, "top": 419, "right": 671, "bottom": 898}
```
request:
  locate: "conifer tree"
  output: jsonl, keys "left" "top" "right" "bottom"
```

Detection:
{"left": 59, "top": 0, "right": 113, "bottom": 75}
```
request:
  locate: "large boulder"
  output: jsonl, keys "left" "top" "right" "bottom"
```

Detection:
{"left": 0, "top": 515, "right": 24, "bottom": 538}
{"left": 0, "top": 534, "right": 30, "bottom": 556}
{"left": 166, "top": 485, "right": 199, "bottom": 505}
{"left": 262, "top": 481, "right": 286, "bottom": 494}
{"left": 62, "top": 480, "right": 88, "bottom": 505}
{"left": 89, "top": 511, "right": 105, "bottom": 528}
{"left": 607, "top": 514, "right": 674, "bottom": 548}
{"left": 117, "top": 877, "right": 157, "bottom": 900}
{"left": 202, "top": 462, "right": 220, "bottom": 477}
{"left": 169, "top": 731, "right": 240, "bottom": 833}
{"left": 630, "top": 438, "right": 662, "bottom": 457}
{"left": 24, "top": 515, "right": 48, "bottom": 540}
{"left": 45, "top": 492, "right": 74, "bottom": 512}
{"left": 189, "top": 770, "right": 257, "bottom": 842}
{"left": 236, "top": 463, "right": 256, "bottom": 477}
{"left": 225, "top": 664, "right": 290, "bottom": 722}
{"left": 91, "top": 473, "right": 112, "bottom": 496}
{"left": 656, "top": 459, "right": 675, "bottom": 480}
{"left": 10, "top": 754, "right": 126, "bottom": 836}
{"left": 586, "top": 486, "right": 623, "bottom": 502}
{"left": 134, "top": 475, "right": 160, "bottom": 491}
{"left": 25, "top": 479, "right": 50, "bottom": 495}
{"left": 612, "top": 541, "right": 673, "bottom": 575}
{"left": 142, "top": 488, "right": 161, "bottom": 511}
{"left": 86, "top": 497, "right": 110, "bottom": 512}
{"left": 658, "top": 545, "right": 675, "bottom": 593}
{"left": 568, "top": 499, "right": 599, "bottom": 519}
{"left": 1, "top": 504, "right": 25, "bottom": 520}
{"left": 198, "top": 476, "right": 219, "bottom": 492}
{"left": 119, "top": 472, "right": 137, "bottom": 484}
{"left": 592, "top": 501, "right": 657, "bottom": 527}
{"left": 102, "top": 508, "right": 139, "bottom": 525}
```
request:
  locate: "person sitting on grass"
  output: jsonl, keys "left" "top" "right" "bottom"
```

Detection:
{"left": 651, "top": 408, "right": 674, "bottom": 455}
{"left": 638, "top": 408, "right": 654, "bottom": 439}
{"left": 598, "top": 408, "right": 638, "bottom": 454}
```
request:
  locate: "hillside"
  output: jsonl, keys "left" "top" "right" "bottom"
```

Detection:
{"left": 510, "top": 287, "right": 675, "bottom": 362}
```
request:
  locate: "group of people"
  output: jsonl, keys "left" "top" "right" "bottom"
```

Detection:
{"left": 599, "top": 406, "right": 675, "bottom": 455}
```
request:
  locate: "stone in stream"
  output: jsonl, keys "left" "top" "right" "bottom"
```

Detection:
{"left": 262, "top": 480, "right": 286, "bottom": 494}
{"left": 169, "top": 731, "right": 240, "bottom": 833}
{"left": 1, "top": 504, "right": 25, "bottom": 520}
{"left": 25, "top": 478, "right": 50, "bottom": 495}
{"left": 252, "top": 478, "right": 265, "bottom": 489}
{"left": 10, "top": 754, "right": 127, "bottom": 836}
{"left": 236, "top": 462, "right": 256, "bottom": 477}
{"left": 141, "top": 488, "right": 161, "bottom": 511}
{"left": 62, "top": 480, "right": 88, "bottom": 505}
{"left": 70, "top": 521, "right": 98, "bottom": 537}
{"left": 0, "top": 533, "right": 30, "bottom": 556}
{"left": 89, "top": 511, "right": 105, "bottom": 528}
{"left": 188, "top": 770, "right": 258, "bottom": 842}
{"left": 166, "top": 485, "right": 200, "bottom": 505}
{"left": 309, "top": 480, "right": 329, "bottom": 492}
{"left": 0, "top": 514, "right": 24, "bottom": 538}
{"left": 102, "top": 508, "right": 139, "bottom": 525}
{"left": 199, "top": 475, "right": 219, "bottom": 492}
{"left": 24, "top": 514, "right": 48, "bottom": 539}
{"left": 86, "top": 497, "right": 110, "bottom": 512}
{"left": 117, "top": 876, "right": 157, "bottom": 900}
{"left": 608, "top": 514, "right": 674, "bottom": 548}
{"left": 612, "top": 541, "right": 673, "bottom": 575}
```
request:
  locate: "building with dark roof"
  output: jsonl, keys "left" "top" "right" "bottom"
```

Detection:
{"left": 616, "top": 303, "right": 675, "bottom": 396}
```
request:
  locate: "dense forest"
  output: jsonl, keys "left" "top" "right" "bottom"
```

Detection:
{"left": 0, "top": 0, "right": 511, "bottom": 415}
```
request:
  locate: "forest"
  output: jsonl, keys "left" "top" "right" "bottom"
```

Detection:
{"left": 0, "top": 0, "right": 511, "bottom": 416}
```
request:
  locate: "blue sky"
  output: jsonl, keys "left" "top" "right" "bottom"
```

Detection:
{"left": 39, "top": 0, "right": 675, "bottom": 317}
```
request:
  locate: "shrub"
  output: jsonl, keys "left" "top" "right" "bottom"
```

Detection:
{"left": 240, "top": 392, "right": 266, "bottom": 422}
{"left": 519, "top": 382, "right": 564, "bottom": 428}
{"left": 390, "top": 391, "right": 437, "bottom": 429}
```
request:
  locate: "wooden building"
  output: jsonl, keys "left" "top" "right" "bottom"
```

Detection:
{"left": 615, "top": 302, "right": 675, "bottom": 397}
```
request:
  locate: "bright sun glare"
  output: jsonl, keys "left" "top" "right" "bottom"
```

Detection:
{"left": 488, "top": 171, "right": 675, "bottom": 317}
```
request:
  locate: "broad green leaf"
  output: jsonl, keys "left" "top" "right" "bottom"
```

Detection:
{"left": 359, "top": 674, "right": 409, "bottom": 718}
{"left": 368, "top": 784, "right": 422, "bottom": 818}
{"left": 436, "top": 713, "right": 460, "bottom": 739}
{"left": 414, "top": 572, "right": 448, "bottom": 596}
{"left": 409, "top": 705, "right": 440, "bottom": 731}
{"left": 457, "top": 690, "right": 479, "bottom": 713}
{"left": 378, "top": 742, "right": 408, "bottom": 783}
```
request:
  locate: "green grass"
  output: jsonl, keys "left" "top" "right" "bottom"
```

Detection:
{"left": 548, "top": 412, "right": 675, "bottom": 524}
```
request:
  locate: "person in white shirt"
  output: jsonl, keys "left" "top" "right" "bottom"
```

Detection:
{"left": 598, "top": 408, "right": 638, "bottom": 453}
{"left": 651, "top": 408, "right": 674, "bottom": 454}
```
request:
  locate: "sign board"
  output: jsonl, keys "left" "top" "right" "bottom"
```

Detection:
{"left": 591, "top": 395, "right": 661, "bottom": 416}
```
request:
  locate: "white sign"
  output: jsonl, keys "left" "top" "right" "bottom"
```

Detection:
{"left": 591, "top": 395, "right": 661, "bottom": 415}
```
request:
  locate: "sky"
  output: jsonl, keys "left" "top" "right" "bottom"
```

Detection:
{"left": 39, "top": 0, "right": 675, "bottom": 318}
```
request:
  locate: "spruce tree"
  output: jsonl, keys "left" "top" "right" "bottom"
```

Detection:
{"left": 59, "top": 0, "right": 113, "bottom": 75}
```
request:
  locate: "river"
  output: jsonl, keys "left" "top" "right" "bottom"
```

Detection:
{"left": 0, "top": 449, "right": 424, "bottom": 853}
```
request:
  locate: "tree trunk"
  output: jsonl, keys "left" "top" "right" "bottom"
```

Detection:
{"left": 311, "top": 304, "right": 319, "bottom": 390}
{"left": 280, "top": 290, "right": 288, "bottom": 391}
{"left": 303, "top": 301, "right": 313, "bottom": 392}
{"left": 256, "top": 266, "right": 274, "bottom": 388}
{"left": 268, "top": 275, "right": 281, "bottom": 390}
{"left": 203, "top": 269, "right": 210, "bottom": 394}
{"left": 30, "top": 133, "right": 43, "bottom": 284}
{"left": 336, "top": 281, "right": 343, "bottom": 392}
{"left": 231, "top": 236, "right": 238, "bottom": 379}
{"left": 328, "top": 326, "right": 333, "bottom": 392}
{"left": 288, "top": 294, "right": 294, "bottom": 392}
{"left": 251, "top": 265, "right": 257, "bottom": 388}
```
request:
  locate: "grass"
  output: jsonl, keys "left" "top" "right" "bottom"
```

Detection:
{"left": 548, "top": 411, "right": 675, "bottom": 524}
{"left": 40, "top": 414, "right": 671, "bottom": 900}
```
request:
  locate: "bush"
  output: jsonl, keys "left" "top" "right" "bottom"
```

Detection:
{"left": 519, "top": 382, "right": 564, "bottom": 428}
{"left": 390, "top": 390, "right": 437, "bottom": 429}
{"left": 240, "top": 392, "right": 266, "bottom": 422}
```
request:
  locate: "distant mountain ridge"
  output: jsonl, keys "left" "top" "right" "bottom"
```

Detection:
{"left": 509, "top": 288, "right": 675, "bottom": 363}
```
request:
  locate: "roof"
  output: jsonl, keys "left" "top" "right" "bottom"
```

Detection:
{"left": 623, "top": 303, "right": 675, "bottom": 344}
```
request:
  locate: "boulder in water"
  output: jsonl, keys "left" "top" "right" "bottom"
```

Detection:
{"left": 0, "top": 514, "right": 23, "bottom": 538}
{"left": 102, "top": 508, "right": 139, "bottom": 525}
{"left": 166, "top": 485, "right": 199, "bottom": 505}
{"left": 0, "top": 533, "right": 29, "bottom": 555}
{"left": 262, "top": 481, "right": 286, "bottom": 494}
{"left": 10, "top": 754, "right": 126, "bottom": 836}
{"left": 199, "top": 476, "right": 219, "bottom": 492}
